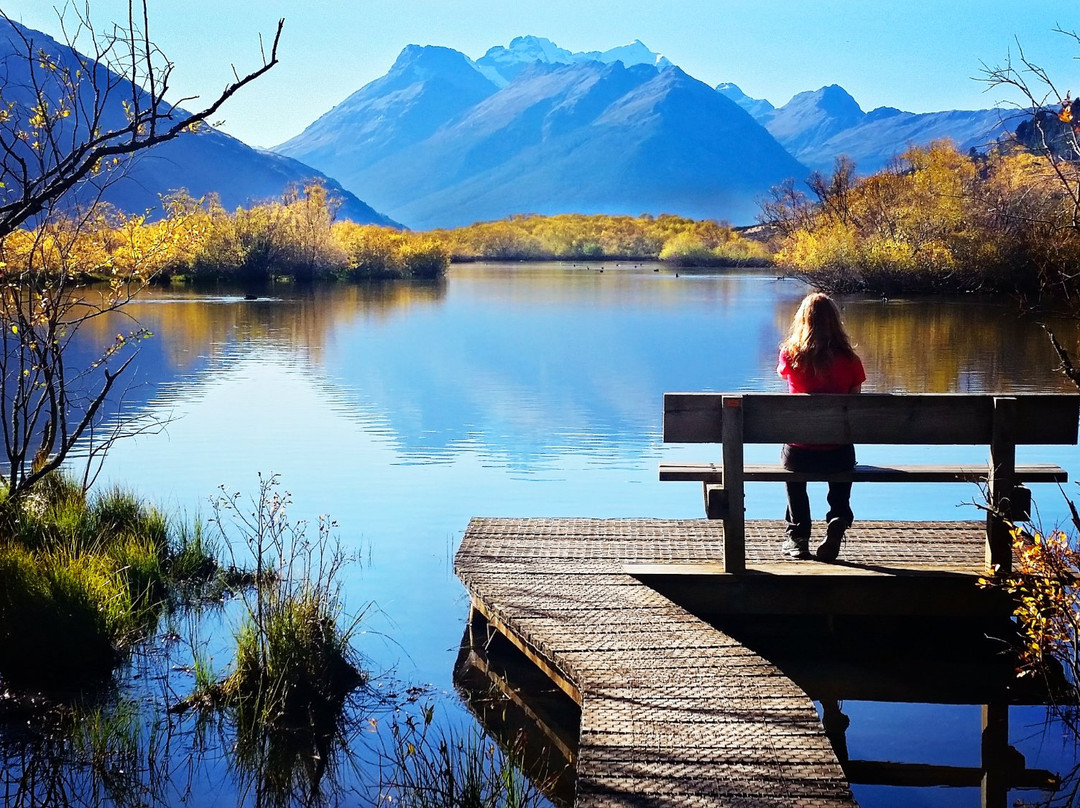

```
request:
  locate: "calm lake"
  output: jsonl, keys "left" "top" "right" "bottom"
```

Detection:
{"left": 9, "top": 261, "right": 1080, "bottom": 806}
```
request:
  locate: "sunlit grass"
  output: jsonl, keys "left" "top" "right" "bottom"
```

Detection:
{"left": 0, "top": 473, "right": 225, "bottom": 684}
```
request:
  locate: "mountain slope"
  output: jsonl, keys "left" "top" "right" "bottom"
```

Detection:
{"left": 277, "top": 45, "right": 499, "bottom": 176}
{"left": 763, "top": 85, "right": 867, "bottom": 159}
{"left": 279, "top": 51, "right": 807, "bottom": 229}
{"left": 734, "top": 83, "right": 1012, "bottom": 173}
{"left": 792, "top": 106, "right": 1012, "bottom": 173}
{"left": 0, "top": 19, "right": 395, "bottom": 225}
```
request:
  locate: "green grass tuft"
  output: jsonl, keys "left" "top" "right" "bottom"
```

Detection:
{"left": 0, "top": 473, "right": 235, "bottom": 684}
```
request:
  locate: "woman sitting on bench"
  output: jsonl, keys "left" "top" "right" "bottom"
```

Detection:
{"left": 777, "top": 293, "right": 866, "bottom": 561}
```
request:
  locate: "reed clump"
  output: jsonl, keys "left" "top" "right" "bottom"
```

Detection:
{"left": 184, "top": 474, "right": 365, "bottom": 791}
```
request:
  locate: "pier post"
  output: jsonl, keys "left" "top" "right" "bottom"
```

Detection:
{"left": 980, "top": 703, "right": 1008, "bottom": 808}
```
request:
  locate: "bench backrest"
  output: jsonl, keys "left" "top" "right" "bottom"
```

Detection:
{"left": 663, "top": 393, "right": 1080, "bottom": 446}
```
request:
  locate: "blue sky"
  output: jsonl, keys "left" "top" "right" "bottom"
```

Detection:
{"left": 4, "top": 0, "right": 1079, "bottom": 148}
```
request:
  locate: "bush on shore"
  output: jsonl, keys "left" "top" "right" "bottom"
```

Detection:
{"left": 763, "top": 141, "right": 1080, "bottom": 300}
{"left": 0, "top": 185, "right": 451, "bottom": 287}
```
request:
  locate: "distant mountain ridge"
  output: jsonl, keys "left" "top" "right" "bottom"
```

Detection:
{"left": 720, "top": 82, "right": 1011, "bottom": 173}
{"left": 474, "top": 35, "right": 673, "bottom": 86}
{"left": 278, "top": 36, "right": 1016, "bottom": 228}
{"left": 0, "top": 19, "right": 396, "bottom": 226}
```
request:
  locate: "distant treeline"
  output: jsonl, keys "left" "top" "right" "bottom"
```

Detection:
{"left": 0, "top": 195, "right": 774, "bottom": 287}
{"left": 0, "top": 190, "right": 777, "bottom": 287}
{"left": 430, "top": 213, "right": 772, "bottom": 265}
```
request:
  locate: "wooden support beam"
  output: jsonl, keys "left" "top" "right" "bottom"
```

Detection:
{"left": 844, "top": 758, "right": 1055, "bottom": 790}
{"left": 721, "top": 396, "right": 745, "bottom": 573}
{"left": 987, "top": 398, "right": 1017, "bottom": 574}
{"left": 467, "top": 595, "right": 583, "bottom": 706}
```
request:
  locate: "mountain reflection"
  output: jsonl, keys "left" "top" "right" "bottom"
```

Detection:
{"left": 72, "top": 266, "right": 1077, "bottom": 471}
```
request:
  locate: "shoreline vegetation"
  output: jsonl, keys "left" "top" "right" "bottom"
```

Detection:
{"left": 0, "top": 472, "right": 239, "bottom": 686}
{"left": 0, "top": 473, "right": 541, "bottom": 807}
{"left": 0, "top": 191, "right": 774, "bottom": 290}
{"left": 764, "top": 141, "right": 1080, "bottom": 304}
{"left": 6, "top": 139, "right": 1080, "bottom": 311}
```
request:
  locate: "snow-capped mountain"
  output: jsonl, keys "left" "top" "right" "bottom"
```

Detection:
{"left": 276, "top": 40, "right": 804, "bottom": 229}
{"left": 716, "top": 82, "right": 776, "bottom": 121}
{"left": 275, "top": 35, "right": 1020, "bottom": 228}
{"left": 473, "top": 35, "right": 673, "bottom": 86}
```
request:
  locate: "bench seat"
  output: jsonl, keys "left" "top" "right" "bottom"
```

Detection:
{"left": 659, "top": 462, "right": 1069, "bottom": 484}
{"left": 661, "top": 392, "right": 1080, "bottom": 572}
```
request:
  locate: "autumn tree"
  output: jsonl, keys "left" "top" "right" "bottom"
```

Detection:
{"left": 0, "top": 3, "right": 282, "bottom": 498}
{"left": 983, "top": 30, "right": 1080, "bottom": 228}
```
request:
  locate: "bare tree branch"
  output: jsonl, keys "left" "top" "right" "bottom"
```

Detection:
{"left": 0, "top": 2, "right": 283, "bottom": 498}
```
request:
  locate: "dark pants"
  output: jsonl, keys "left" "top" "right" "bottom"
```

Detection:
{"left": 781, "top": 444, "right": 856, "bottom": 540}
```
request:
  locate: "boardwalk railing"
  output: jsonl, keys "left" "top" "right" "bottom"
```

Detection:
{"left": 661, "top": 393, "right": 1080, "bottom": 574}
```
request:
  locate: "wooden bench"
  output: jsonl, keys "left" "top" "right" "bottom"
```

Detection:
{"left": 661, "top": 393, "right": 1080, "bottom": 574}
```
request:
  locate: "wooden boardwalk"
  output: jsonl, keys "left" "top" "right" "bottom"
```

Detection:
{"left": 455, "top": 517, "right": 998, "bottom": 807}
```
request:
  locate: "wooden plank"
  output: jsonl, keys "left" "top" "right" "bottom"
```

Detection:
{"left": 659, "top": 462, "right": 1069, "bottom": 484}
{"left": 660, "top": 462, "right": 724, "bottom": 481}
{"left": 456, "top": 516, "right": 857, "bottom": 807}
{"left": 466, "top": 595, "right": 583, "bottom": 706}
{"left": 844, "top": 760, "right": 1057, "bottom": 790}
{"left": 663, "top": 392, "right": 725, "bottom": 442}
{"left": 663, "top": 392, "right": 1080, "bottom": 446}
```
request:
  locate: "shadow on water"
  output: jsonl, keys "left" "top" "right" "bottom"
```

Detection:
{"left": 706, "top": 614, "right": 1063, "bottom": 802}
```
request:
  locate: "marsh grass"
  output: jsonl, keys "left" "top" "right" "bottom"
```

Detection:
{"left": 180, "top": 474, "right": 367, "bottom": 805}
{"left": 0, "top": 688, "right": 171, "bottom": 808}
{"left": 0, "top": 473, "right": 223, "bottom": 684}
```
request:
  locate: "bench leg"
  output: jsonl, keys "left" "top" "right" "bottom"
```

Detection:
{"left": 703, "top": 484, "right": 728, "bottom": 520}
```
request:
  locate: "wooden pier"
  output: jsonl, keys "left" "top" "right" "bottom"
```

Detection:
{"left": 455, "top": 516, "right": 1033, "bottom": 807}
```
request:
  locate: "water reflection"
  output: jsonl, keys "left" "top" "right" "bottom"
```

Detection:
{"left": 453, "top": 611, "right": 579, "bottom": 808}
{"left": 0, "top": 642, "right": 421, "bottom": 808}
{"left": 811, "top": 297, "right": 1078, "bottom": 394}
{"left": 21, "top": 263, "right": 1080, "bottom": 806}
{"left": 86, "top": 266, "right": 1079, "bottom": 477}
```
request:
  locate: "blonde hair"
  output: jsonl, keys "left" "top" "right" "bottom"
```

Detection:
{"left": 780, "top": 292, "right": 856, "bottom": 375}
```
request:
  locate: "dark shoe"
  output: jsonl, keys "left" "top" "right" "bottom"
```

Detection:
{"left": 817, "top": 518, "right": 847, "bottom": 562}
{"left": 782, "top": 536, "right": 811, "bottom": 560}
